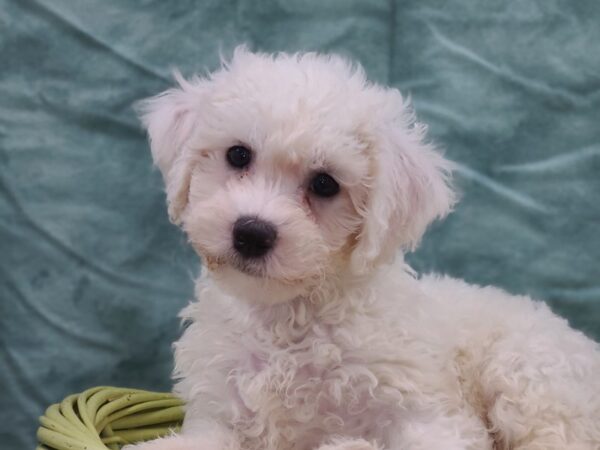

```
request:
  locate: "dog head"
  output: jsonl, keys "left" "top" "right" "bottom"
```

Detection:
{"left": 138, "top": 48, "right": 455, "bottom": 304}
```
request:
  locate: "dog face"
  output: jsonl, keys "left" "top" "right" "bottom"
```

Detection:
{"left": 139, "top": 48, "right": 455, "bottom": 304}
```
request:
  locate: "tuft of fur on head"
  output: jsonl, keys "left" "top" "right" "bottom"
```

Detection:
{"left": 137, "top": 47, "right": 455, "bottom": 302}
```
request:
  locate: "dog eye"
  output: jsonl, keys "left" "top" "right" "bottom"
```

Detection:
{"left": 226, "top": 145, "right": 252, "bottom": 169}
{"left": 310, "top": 172, "right": 340, "bottom": 198}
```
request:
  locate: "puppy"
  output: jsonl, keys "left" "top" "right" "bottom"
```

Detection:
{"left": 127, "top": 48, "right": 600, "bottom": 450}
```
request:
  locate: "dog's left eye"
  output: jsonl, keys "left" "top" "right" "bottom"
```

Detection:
{"left": 310, "top": 172, "right": 340, "bottom": 198}
{"left": 226, "top": 145, "right": 252, "bottom": 169}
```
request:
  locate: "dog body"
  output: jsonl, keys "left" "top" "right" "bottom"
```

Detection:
{"left": 169, "top": 266, "right": 599, "bottom": 450}
{"left": 128, "top": 49, "right": 600, "bottom": 450}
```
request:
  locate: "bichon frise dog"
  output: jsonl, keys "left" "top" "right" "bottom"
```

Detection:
{"left": 127, "top": 48, "right": 600, "bottom": 450}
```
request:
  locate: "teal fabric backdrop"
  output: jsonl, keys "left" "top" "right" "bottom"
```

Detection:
{"left": 1, "top": 1, "right": 599, "bottom": 448}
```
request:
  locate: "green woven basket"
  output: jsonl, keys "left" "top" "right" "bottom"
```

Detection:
{"left": 36, "top": 386, "right": 185, "bottom": 450}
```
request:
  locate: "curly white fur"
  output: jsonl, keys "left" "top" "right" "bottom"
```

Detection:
{"left": 127, "top": 48, "right": 600, "bottom": 450}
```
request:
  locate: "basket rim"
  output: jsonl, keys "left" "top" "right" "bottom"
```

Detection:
{"left": 37, "top": 386, "right": 185, "bottom": 450}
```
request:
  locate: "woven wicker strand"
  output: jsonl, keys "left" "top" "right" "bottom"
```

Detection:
{"left": 36, "top": 386, "right": 185, "bottom": 450}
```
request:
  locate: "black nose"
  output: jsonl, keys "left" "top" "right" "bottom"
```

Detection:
{"left": 232, "top": 216, "right": 277, "bottom": 258}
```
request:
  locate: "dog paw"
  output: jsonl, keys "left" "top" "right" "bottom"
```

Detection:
{"left": 122, "top": 430, "right": 241, "bottom": 450}
{"left": 122, "top": 436, "right": 198, "bottom": 450}
{"left": 317, "top": 437, "right": 382, "bottom": 450}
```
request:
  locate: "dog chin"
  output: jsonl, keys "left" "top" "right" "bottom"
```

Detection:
{"left": 210, "top": 264, "right": 309, "bottom": 305}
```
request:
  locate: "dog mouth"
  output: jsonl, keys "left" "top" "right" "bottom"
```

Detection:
{"left": 230, "top": 258, "right": 268, "bottom": 278}
{"left": 192, "top": 243, "right": 266, "bottom": 278}
{"left": 202, "top": 250, "right": 268, "bottom": 279}
{"left": 230, "top": 257, "right": 309, "bottom": 288}
{"left": 199, "top": 248, "right": 314, "bottom": 287}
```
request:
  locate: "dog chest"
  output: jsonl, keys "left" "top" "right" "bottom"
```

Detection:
{"left": 222, "top": 320, "right": 412, "bottom": 449}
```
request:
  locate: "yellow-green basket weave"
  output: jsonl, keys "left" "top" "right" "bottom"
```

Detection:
{"left": 36, "top": 386, "right": 185, "bottom": 450}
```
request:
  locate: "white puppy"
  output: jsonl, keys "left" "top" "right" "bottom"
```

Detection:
{"left": 128, "top": 48, "right": 600, "bottom": 450}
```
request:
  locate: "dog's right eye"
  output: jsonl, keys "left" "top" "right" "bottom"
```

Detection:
{"left": 226, "top": 145, "right": 252, "bottom": 169}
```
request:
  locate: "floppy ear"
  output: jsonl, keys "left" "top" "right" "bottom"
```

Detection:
{"left": 137, "top": 76, "right": 201, "bottom": 224}
{"left": 350, "top": 90, "right": 456, "bottom": 274}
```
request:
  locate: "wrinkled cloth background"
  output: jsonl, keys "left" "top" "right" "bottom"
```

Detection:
{"left": 1, "top": 0, "right": 599, "bottom": 448}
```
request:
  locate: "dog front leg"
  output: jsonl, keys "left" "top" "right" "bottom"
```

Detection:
{"left": 389, "top": 410, "right": 493, "bottom": 450}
